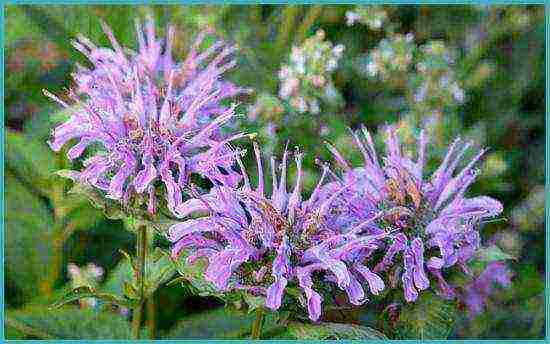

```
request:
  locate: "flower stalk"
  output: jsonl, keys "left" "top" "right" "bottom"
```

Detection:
{"left": 250, "top": 308, "right": 266, "bottom": 339}
{"left": 146, "top": 296, "right": 156, "bottom": 339}
{"left": 131, "top": 224, "right": 147, "bottom": 339}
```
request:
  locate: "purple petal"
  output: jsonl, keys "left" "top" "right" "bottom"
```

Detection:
{"left": 106, "top": 153, "right": 136, "bottom": 200}
{"left": 296, "top": 265, "right": 323, "bottom": 322}
{"left": 147, "top": 184, "right": 157, "bottom": 215}
{"left": 134, "top": 155, "right": 157, "bottom": 193}
{"left": 266, "top": 278, "right": 288, "bottom": 310}
{"left": 266, "top": 238, "right": 291, "bottom": 310}
{"left": 354, "top": 264, "right": 385, "bottom": 295}
{"left": 204, "top": 248, "right": 251, "bottom": 290}
{"left": 167, "top": 219, "right": 213, "bottom": 242}
{"left": 303, "top": 240, "right": 351, "bottom": 289}
{"left": 410, "top": 238, "right": 430, "bottom": 290}
{"left": 159, "top": 158, "right": 183, "bottom": 214}
{"left": 344, "top": 274, "right": 366, "bottom": 305}
{"left": 402, "top": 271, "right": 418, "bottom": 302}
{"left": 67, "top": 137, "right": 93, "bottom": 160}
{"left": 374, "top": 233, "right": 407, "bottom": 272}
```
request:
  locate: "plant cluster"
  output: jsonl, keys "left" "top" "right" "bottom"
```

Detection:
{"left": 45, "top": 15, "right": 511, "bottom": 339}
{"left": 6, "top": 5, "right": 543, "bottom": 340}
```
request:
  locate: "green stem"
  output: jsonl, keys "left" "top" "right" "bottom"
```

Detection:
{"left": 250, "top": 308, "right": 265, "bottom": 340}
{"left": 6, "top": 317, "right": 56, "bottom": 339}
{"left": 131, "top": 225, "right": 147, "bottom": 339}
{"left": 146, "top": 295, "right": 156, "bottom": 339}
{"left": 131, "top": 301, "right": 143, "bottom": 340}
{"left": 275, "top": 6, "right": 300, "bottom": 51}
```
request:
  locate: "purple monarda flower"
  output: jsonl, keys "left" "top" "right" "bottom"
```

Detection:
{"left": 325, "top": 126, "right": 503, "bottom": 303}
{"left": 167, "top": 143, "right": 386, "bottom": 321}
{"left": 45, "top": 16, "right": 248, "bottom": 216}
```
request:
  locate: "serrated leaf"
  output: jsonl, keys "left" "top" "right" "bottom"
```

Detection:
{"left": 119, "top": 249, "right": 136, "bottom": 273}
{"left": 396, "top": 292, "right": 457, "bottom": 339}
{"left": 102, "top": 257, "right": 133, "bottom": 299}
{"left": 165, "top": 308, "right": 255, "bottom": 339}
{"left": 50, "top": 285, "right": 131, "bottom": 309}
{"left": 286, "top": 321, "right": 388, "bottom": 340}
{"left": 102, "top": 249, "right": 176, "bottom": 300}
{"left": 5, "top": 306, "right": 135, "bottom": 339}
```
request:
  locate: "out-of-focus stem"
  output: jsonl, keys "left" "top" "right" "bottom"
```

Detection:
{"left": 131, "top": 301, "right": 143, "bottom": 339}
{"left": 131, "top": 224, "right": 147, "bottom": 339}
{"left": 43, "top": 230, "right": 63, "bottom": 297}
{"left": 250, "top": 308, "right": 266, "bottom": 339}
{"left": 296, "top": 5, "right": 324, "bottom": 42}
{"left": 146, "top": 295, "right": 156, "bottom": 339}
{"left": 275, "top": 6, "right": 300, "bottom": 51}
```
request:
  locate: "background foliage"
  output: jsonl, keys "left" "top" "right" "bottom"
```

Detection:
{"left": 4, "top": 4, "right": 545, "bottom": 339}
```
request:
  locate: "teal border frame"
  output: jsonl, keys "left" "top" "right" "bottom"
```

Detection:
{"left": 0, "top": 2, "right": 548, "bottom": 343}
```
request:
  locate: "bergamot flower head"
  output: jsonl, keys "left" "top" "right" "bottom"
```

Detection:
{"left": 45, "top": 15, "right": 250, "bottom": 217}
{"left": 167, "top": 142, "right": 387, "bottom": 321}
{"left": 325, "top": 125, "right": 503, "bottom": 303}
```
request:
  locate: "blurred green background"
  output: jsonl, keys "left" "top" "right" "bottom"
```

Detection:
{"left": 4, "top": 5, "right": 545, "bottom": 339}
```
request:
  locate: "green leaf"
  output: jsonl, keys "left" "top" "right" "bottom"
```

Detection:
{"left": 476, "top": 245, "right": 515, "bottom": 263}
{"left": 102, "top": 248, "right": 176, "bottom": 300}
{"left": 63, "top": 203, "right": 104, "bottom": 235}
{"left": 164, "top": 308, "right": 255, "bottom": 339}
{"left": 241, "top": 293, "right": 266, "bottom": 314}
{"left": 50, "top": 285, "right": 131, "bottom": 309}
{"left": 102, "top": 256, "right": 133, "bottom": 299}
{"left": 5, "top": 306, "right": 135, "bottom": 339}
{"left": 468, "top": 245, "right": 515, "bottom": 276}
{"left": 171, "top": 252, "right": 223, "bottom": 298}
{"left": 5, "top": 129, "right": 56, "bottom": 196}
{"left": 65, "top": 179, "right": 127, "bottom": 221}
{"left": 5, "top": 172, "right": 55, "bottom": 305}
{"left": 396, "top": 292, "right": 457, "bottom": 339}
{"left": 143, "top": 249, "right": 177, "bottom": 297}
{"left": 286, "top": 321, "right": 388, "bottom": 340}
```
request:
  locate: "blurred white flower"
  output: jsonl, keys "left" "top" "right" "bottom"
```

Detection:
{"left": 345, "top": 10, "right": 362, "bottom": 26}
{"left": 277, "top": 29, "right": 344, "bottom": 114}
{"left": 66, "top": 262, "right": 104, "bottom": 309}
{"left": 345, "top": 6, "right": 389, "bottom": 31}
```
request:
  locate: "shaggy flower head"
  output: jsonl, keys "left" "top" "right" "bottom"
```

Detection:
{"left": 167, "top": 143, "right": 386, "bottom": 321}
{"left": 324, "top": 126, "right": 504, "bottom": 304}
{"left": 46, "top": 16, "right": 248, "bottom": 216}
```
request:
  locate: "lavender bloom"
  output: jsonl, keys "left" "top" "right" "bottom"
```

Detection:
{"left": 167, "top": 143, "right": 386, "bottom": 321}
{"left": 46, "top": 16, "right": 248, "bottom": 216}
{"left": 325, "top": 125, "right": 504, "bottom": 303}
{"left": 462, "top": 261, "right": 512, "bottom": 315}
